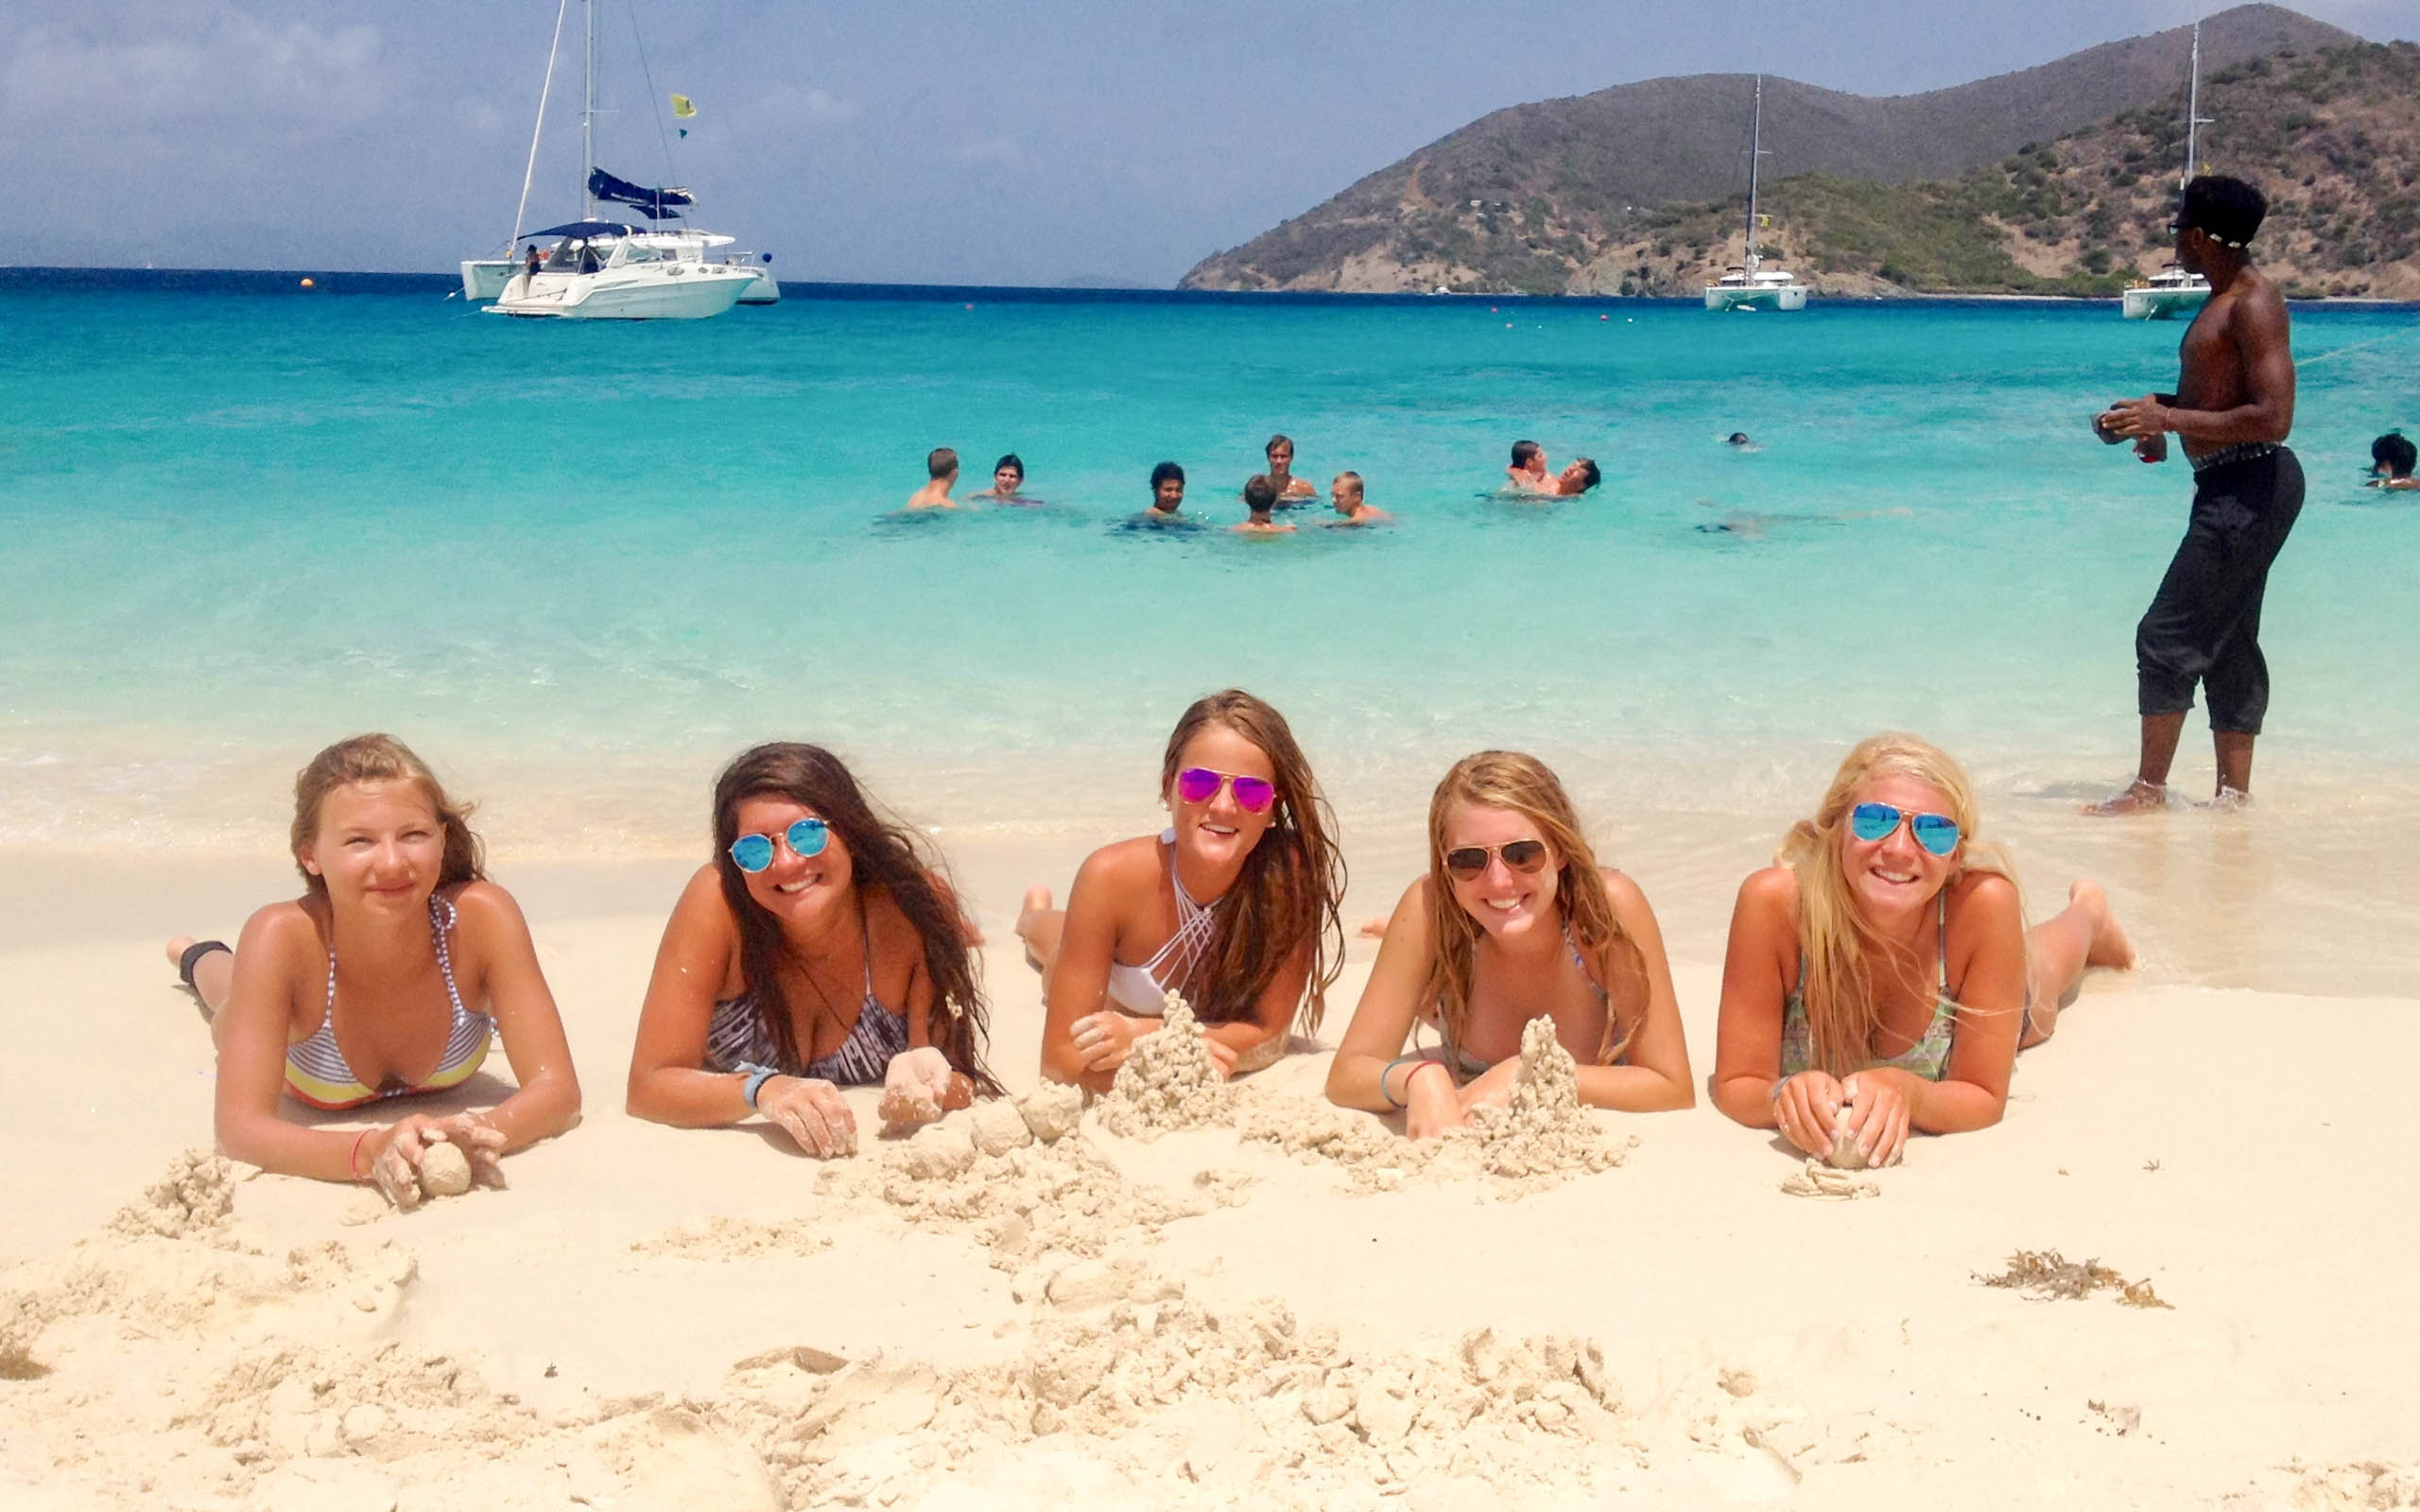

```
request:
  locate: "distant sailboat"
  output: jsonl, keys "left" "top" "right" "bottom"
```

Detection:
{"left": 459, "top": 0, "right": 769, "bottom": 318}
{"left": 2122, "top": 18, "right": 2216, "bottom": 321}
{"left": 1704, "top": 75, "right": 1808, "bottom": 312}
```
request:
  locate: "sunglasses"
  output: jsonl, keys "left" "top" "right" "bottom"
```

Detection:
{"left": 729, "top": 816, "right": 830, "bottom": 873}
{"left": 1443, "top": 838, "right": 1550, "bottom": 880}
{"left": 1174, "top": 766, "right": 1276, "bottom": 814}
{"left": 1847, "top": 802, "right": 1961, "bottom": 857}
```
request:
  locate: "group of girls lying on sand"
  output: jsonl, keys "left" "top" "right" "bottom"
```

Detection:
{"left": 169, "top": 695, "right": 2133, "bottom": 1206}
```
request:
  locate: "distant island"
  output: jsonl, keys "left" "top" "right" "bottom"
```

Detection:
{"left": 1181, "top": 5, "right": 2420, "bottom": 301}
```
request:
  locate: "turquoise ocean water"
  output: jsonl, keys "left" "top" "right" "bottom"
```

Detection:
{"left": 4, "top": 275, "right": 2416, "bottom": 991}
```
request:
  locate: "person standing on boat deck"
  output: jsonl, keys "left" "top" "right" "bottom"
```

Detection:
{"left": 525, "top": 244, "right": 542, "bottom": 280}
{"left": 2091, "top": 176, "right": 2299, "bottom": 815}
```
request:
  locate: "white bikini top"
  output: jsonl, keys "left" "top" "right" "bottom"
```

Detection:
{"left": 1103, "top": 830, "right": 1219, "bottom": 1016}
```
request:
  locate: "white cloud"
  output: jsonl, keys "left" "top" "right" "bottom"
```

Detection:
{"left": 754, "top": 84, "right": 858, "bottom": 129}
{"left": 953, "top": 135, "right": 1022, "bottom": 165}
{"left": 2, "top": 10, "right": 384, "bottom": 128}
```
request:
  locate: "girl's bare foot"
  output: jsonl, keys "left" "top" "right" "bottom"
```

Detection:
{"left": 1015, "top": 887, "right": 1052, "bottom": 974}
{"left": 2070, "top": 880, "right": 2136, "bottom": 971}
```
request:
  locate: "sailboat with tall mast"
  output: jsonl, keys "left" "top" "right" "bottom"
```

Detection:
{"left": 459, "top": 0, "right": 767, "bottom": 318}
{"left": 1703, "top": 74, "right": 1809, "bottom": 312}
{"left": 2122, "top": 17, "right": 2217, "bottom": 320}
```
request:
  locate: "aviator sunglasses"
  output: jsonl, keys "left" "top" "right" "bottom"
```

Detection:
{"left": 729, "top": 816, "right": 831, "bottom": 873}
{"left": 1443, "top": 838, "right": 1550, "bottom": 880}
{"left": 1174, "top": 766, "right": 1277, "bottom": 813}
{"left": 1848, "top": 802, "right": 1961, "bottom": 857}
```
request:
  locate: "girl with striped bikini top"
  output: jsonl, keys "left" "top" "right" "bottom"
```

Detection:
{"left": 1017, "top": 690, "right": 1347, "bottom": 1093}
{"left": 171, "top": 734, "right": 582, "bottom": 1210}
{"left": 627, "top": 743, "right": 999, "bottom": 1160}
{"left": 1325, "top": 751, "right": 1697, "bottom": 1136}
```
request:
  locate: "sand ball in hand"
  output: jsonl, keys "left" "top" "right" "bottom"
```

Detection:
{"left": 1826, "top": 1122, "right": 1869, "bottom": 1172}
{"left": 418, "top": 1141, "right": 474, "bottom": 1198}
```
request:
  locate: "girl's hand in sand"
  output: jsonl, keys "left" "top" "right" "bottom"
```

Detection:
{"left": 1457, "top": 1057, "right": 1520, "bottom": 1117}
{"left": 1771, "top": 1071, "right": 1846, "bottom": 1159}
{"left": 1202, "top": 1037, "right": 1239, "bottom": 1078}
{"left": 1838, "top": 1072, "right": 1913, "bottom": 1168}
{"left": 1070, "top": 1011, "right": 1150, "bottom": 1074}
{"left": 877, "top": 1046, "right": 967, "bottom": 1130}
{"left": 757, "top": 1075, "right": 858, "bottom": 1159}
{"left": 437, "top": 1114, "right": 510, "bottom": 1190}
{"left": 1403, "top": 1061, "right": 1466, "bottom": 1140}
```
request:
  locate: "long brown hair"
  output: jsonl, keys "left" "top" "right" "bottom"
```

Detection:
{"left": 289, "top": 734, "right": 484, "bottom": 899}
{"left": 711, "top": 743, "right": 998, "bottom": 1092}
{"left": 1157, "top": 690, "right": 1346, "bottom": 1033}
{"left": 1776, "top": 732, "right": 2021, "bottom": 1076}
{"left": 1422, "top": 751, "right": 1647, "bottom": 1066}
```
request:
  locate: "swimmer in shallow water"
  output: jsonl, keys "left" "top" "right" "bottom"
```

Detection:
{"left": 1234, "top": 473, "right": 1296, "bottom": 536}
{"left": 1262, "top": 434, "right": 1319, "bottom": 503}
{"left": 1505, "top": 439, "right": 1556, "bottom": 494}
{"left": 1325, "top": 471, "right": 1391, "bottom": 526}
{"left": 904, "top": 448, "right": 960, "bottom": 511}
{"left": 971, "top": 452, "right": 1038, "bottom": 504}
{"left": 1553, "top": 457, "right": 1602, "bottom": 496}
{"left": 1727, "top": 432, "right": 1756, "bottom": 449}
{"left": 1132, "top": 460, "right": 1196, "bottom": 527}
{"left": 2369, "top": 433, "right": 2417, "bottom": 490}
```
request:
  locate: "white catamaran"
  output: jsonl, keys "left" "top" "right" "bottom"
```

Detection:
{"left": 1704, "top": 74, "right": 1809, "bottom": 312}
{"left": 459, "top": 0, "right": 772, "bottom": 318}
{"left": 2122, "top": 18, "right": 2216, "bottom": 321}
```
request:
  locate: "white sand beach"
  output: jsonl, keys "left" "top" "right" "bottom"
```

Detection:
{"left": 3, "top": 846, "right": 2416, "bottom": 1511}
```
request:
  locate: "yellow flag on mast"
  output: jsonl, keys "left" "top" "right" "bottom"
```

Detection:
{"left": 671, "top": 94, "right": 696, "bottom": 117}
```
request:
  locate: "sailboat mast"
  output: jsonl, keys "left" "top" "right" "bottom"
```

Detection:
{"left": 2182, "top": 18, "right": 2203, "bottom": 188}
{"left": 1745, "top": 74, "right": 1764, "bottom": 267}
{"left": 581, "top": 0, "right": 596, "bottom": 217}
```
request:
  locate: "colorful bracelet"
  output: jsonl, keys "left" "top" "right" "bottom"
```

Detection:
{"left": 739, "top": 1066, "right": 778, "bottom": 1110}
{"left": 1378, "top": 1055, "right": 1424, "bottom": 1108}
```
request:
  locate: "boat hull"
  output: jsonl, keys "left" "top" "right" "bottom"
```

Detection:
{"left": 490, "top": 264, "right": 751, "bottom": 319}
{"left": 459, "top": 260, "right": 514, "bottom": 301}
{"left": 735, "top": 267, "right": 779, "bottom": 305}
{"left": 1703, "top": 284, "right": 1807, "bottom": 312}
{"left": 2121, "top": 285, "right": 2211, "bottom": 320}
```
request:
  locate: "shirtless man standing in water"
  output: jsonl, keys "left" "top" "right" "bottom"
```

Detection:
{"left": 2090, "top": 175, "right": 2300, "bottom": 815}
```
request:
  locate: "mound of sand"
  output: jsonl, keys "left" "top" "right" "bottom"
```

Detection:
{"left": 1241, "top": 1017, "right": 1634, "bottom": 1196}
{"left": 1097, "top": 992, "right": 1233, "bottom": 1140}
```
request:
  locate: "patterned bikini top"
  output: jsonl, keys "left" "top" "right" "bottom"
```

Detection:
{"left": 702, "top": 912, "right": 910, "bottom": 1087}
{"left": 1778, "top": 892, "right": 1958, "bottom": 1082}
{"left": 284, "top": 894, "right": 494, "bottom": 1111}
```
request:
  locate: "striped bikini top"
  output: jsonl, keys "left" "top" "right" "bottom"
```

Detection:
{"left": 284, "top": 894, "right": 494, "bottom": 1111}
{"left": 702, "top": 911, "right": 910, "bottom": 1087}
{"left": 1778, "top": 891, "right": 1957, "bottom": 1082}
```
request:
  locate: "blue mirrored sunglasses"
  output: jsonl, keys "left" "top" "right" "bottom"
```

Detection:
{"left": 1848, "top": 801, "right": 1961, "bottom": 856}
{"left": 729, "top": 816, "right": 830, "bottom": 873}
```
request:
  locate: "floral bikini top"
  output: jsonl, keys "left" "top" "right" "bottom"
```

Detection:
{"left": 1778, "top": 892, "right": 1957, "bottom": 1082}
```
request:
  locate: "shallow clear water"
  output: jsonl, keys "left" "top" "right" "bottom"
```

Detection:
{"left": 4, "top": 277, "right": 2416, "bottom": 991}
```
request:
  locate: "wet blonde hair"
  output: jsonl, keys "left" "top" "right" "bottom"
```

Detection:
{"left": 1776, "top": 732, "right": 2018, "bottom": 1076}
{"left": 1423, "top": 751, "right": 1647, "bottom": 1066}
{"left": 289, "top": 734, "right": 485, "bottom": 898}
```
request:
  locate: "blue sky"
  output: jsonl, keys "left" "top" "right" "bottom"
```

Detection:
{"left": 5, "top": 0, "right": 2411, "bottom": 284}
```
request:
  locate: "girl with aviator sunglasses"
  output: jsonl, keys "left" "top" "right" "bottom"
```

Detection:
{"left": 1327, "top": 751, "right": 1694, "bottom": 1133}
{"left": 627, "top": 743, "right": 997, "bottom": 1158}
{"left": 1711, "top": 732, "right": 2135, "bottom": 1168}
{"left": 1016, "top": 689, "right": 1345, "bottom": 1091}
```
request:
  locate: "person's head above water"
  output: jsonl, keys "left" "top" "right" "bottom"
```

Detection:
{"left": 926, "top": 447, "right": 959, "bottom": 482}
{"left": 1242, "top": 473, "right": 1279, "bottom": 518}
{"left": 290, "top": 733, "right": 485, "bottom": 902}
{"left": 2371, "top": 433, "right": 2415, "bottom": 479}
{"left": 1150, "top": 460, "right": 1185, "bottom": 511}
{"left": 1561, "top": 457, "right": 1602, "bottom": 494}
{"left": 2174, "top": 175, "right": 2267, "bottom": 271}
{"left": 1727, "top": 433, "right": 1753, "bottom": 447}
{"left": 1510, "top": 439, "right": 1543, "bottom": 469}
{"left": 1265, "top": 434, "right": 1296, "bottom": 473}
{"left": 1331, "top": 472, "right": 1363, "bottom": 510}
{"left": 991, "top": 453, "right": 1024, "bottom": 493}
